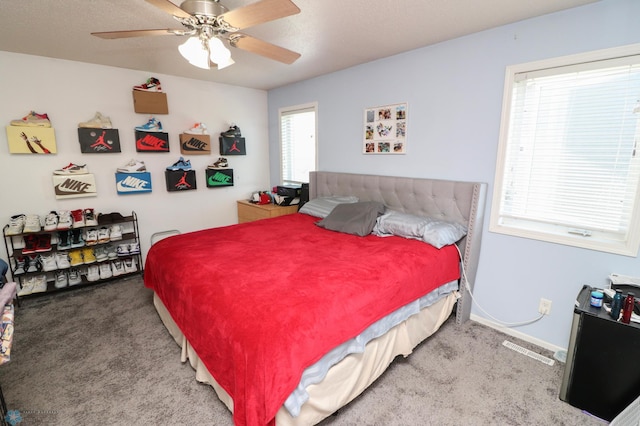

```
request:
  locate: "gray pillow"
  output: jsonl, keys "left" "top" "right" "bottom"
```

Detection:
{"left": 298, "top": 196, "right": 359, "bottom": 218}
{"left": 373, "top": 210, "right": 467, "bottom": 248}
{"left": 316, "top": 201, "right": 385, "bottom": 236}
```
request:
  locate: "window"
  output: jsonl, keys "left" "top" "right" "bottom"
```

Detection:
{"left": 490, "top": 45, "right": 640, "bottom": 256}
{"left": 279, "top": 103, "right": 317, "bottom": 185}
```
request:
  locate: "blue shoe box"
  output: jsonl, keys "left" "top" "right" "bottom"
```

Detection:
{"left": 115, "top": 172, "right": 152, "bottom": 194}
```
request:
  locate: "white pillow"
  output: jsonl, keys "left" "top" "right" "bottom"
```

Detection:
{"left": 373, "top": 210, "right": 467, "bottom": 248}
{"left": 298, "top": 196, "right": 359, "bottom": 218}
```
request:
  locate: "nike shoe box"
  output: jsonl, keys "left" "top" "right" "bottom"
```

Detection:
{"left": 206, "top": 168, "right": 234, "bottom": 188}
{"left": 165, "top": 170, "right": 197, "bottom": 192}
{"left": 135, "top": 131, "right": 170, "bottom": 152}
{"left": 78, "top": 128, "right": 121, "bottom": 153}
{"left": 219, "top": 136, "right": 246, "bottom": 155}
{"left": 115, "top": 172, "right": 152, "bottom": 194}
{"left": 52, "top": 173, "right": 96, "bottom": 199}
{"left": 6, "top": 126, "right": 57, "bottom": 154}
{"left": 180, "top": 133, "right": 211, "bottom": 155}
{"left": 132, "top": 91, "right": 169, "bottom": 114}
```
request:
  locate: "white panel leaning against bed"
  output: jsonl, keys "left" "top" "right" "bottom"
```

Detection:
{"left": 309, "top": 171, "right": 487, "bottom": 324}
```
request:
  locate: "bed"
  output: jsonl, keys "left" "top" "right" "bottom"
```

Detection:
{"left": 144, "top": 171, "right": 487, "bottom": 425}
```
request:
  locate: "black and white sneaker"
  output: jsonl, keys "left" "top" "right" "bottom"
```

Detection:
{"left": 220, "top": 124, "right": 241, "bottom": 138}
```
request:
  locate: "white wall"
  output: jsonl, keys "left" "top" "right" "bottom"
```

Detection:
{"left": 267, "top": 0, "right": 640, "bottom": 349}
{"left": 0, "top": 52, "right": 269, "bottom": 263}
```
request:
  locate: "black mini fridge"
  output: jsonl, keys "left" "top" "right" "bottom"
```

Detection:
{"left": 560, "top": 285, "right": 640, "bottom": 421}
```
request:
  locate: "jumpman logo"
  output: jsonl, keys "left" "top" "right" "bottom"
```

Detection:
{"left": 175, "top": 172, "right": 192, "bottom": 189}
{"left": 229, "top": 140, "right": 241, "bottom": 152}
{"left": 90, "top": 131, "right": 112, "bottom": 151}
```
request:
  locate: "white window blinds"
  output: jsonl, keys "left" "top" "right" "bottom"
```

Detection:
{"left": 492, "top": 52, "right": 640, "bottom": 256}
{"left": 280, "top": 104, "right": 316, "bottom": 184}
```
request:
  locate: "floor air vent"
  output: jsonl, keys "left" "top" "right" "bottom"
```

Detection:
{"left": 502, "top": 340, "right": 555, "bottom": 366}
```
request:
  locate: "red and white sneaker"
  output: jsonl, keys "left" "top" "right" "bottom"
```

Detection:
{"left": 133, "top": 77, "right": 162, "bottom": 92}
{"left": 71, "top": 209, "right": 85, "bottom": 228}
{"left": 10, "top": 111, "right": 51, "bottom": 127}
{"left": 184, "top": 122, "right": 208, "bottom": 135}
{"left": 54, "top": 163, "right": 88, "bottom": 175}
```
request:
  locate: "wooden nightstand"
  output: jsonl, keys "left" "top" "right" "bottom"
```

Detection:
{"left": 237, "top": 200, "right": 299, "bottom": 223}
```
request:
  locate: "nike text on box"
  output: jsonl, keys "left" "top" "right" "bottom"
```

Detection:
{"left": 179, "top": 133, "right": 211, "bottom": 155}
{"left": 135, "top": 130, "right": 170, "bottom": 152}
{"left": 53, "top": 173, "right": 97, "bottom": 199}
{"left": 78, "top": 128, "right": 121, "bottom": 153}
{"left": 115, "top": 172, "right": 152, "bottom": 194}
{"left": 165, "top": 170, "right": 197, "bottom": 192}
{"left": 206, "top": 168, "right": 233, "bottom": 188}
{"left": 132, "top": 90, "right": 168, "bottom": 114}
{"left": 6, "top": 126, "right": 57, "bottom": 154}
{"left": 219, "top": 136, "right": 246, "bottom": 155}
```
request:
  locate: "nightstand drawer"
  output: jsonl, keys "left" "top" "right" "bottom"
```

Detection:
{"left": 237, "top": 200, "right": 298, "bottom": 223}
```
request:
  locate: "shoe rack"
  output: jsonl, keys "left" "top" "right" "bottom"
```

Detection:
{"left": 2, "top": 211, "right": 143, "bottom": 300}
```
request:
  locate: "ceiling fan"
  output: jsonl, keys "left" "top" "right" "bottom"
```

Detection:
{"left": 91, "top": 0, "right": 301, "bottom": 70}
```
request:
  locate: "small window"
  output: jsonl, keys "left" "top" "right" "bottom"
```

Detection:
{"left": 279, "top": 103, "right": 317, "bottom": 185}
{"left": 491, "top": 45, "right": 640, "bottom": 256}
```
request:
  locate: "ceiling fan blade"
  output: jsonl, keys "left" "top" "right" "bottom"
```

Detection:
{"left": 220, "top": 0, "right": 300, "bottom": 30}
{"left": 145, "top": 0, "right": 193, "bottom": 19}
{"left": 229, "top": 34, "right": 300, "bottom": 64}
{"left": 91, "top": 29, "right": 176, "bottom": 39}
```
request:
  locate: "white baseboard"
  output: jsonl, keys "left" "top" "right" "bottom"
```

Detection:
{"left": 470, "top": 313, "right": 566, "bottom": 354}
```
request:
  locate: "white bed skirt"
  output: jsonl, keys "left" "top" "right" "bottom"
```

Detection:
{"left": 153, "top": 291, "right": 456, "bottom": 425}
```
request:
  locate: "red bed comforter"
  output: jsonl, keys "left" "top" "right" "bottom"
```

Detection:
{"left": 144, "top": 213, "right": 460, "bottom": 426}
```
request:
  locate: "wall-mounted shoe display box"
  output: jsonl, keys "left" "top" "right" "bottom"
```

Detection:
{"left": 52, "top": 174, "right": 97, "bottom": 199}
{"left": 2, "top": 211, "right": 142, "bottom": 300}
{"left": 219, "top": 136, "right": 246, "bottom": 155}
{"left": 5, "top": 126, "right": 57, "bottom": 154}
{"left": 165, "top": 170, "right": 196, "bottom": 191}
{"left": 206, "top": 168, "right": 233, "bottom": 188}
{"left": 179, "top": 133, "right": 211, "bottom": 155}
{"left": 115, "top": 172, "right": 152, "bottom": 194}
{"left": 132, "top": 91, "right": 169, "bottom": 114}
{"left": 77, "top": 128, "right": 121, "bottom": 153}
{"left": 135, "top": 131, "right": 169, "bottom": 152}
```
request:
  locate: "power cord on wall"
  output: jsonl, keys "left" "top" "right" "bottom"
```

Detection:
{"left": 455, "top": 245, "right": 544, "bottom": 328}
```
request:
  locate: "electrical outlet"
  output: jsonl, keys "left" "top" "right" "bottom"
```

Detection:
{"left": 539, "top": 298, "right": 552, "bottom": 315}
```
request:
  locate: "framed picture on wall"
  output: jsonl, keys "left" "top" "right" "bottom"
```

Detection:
{"left": 363, "top": 102, "right": 407, "bottom": 154}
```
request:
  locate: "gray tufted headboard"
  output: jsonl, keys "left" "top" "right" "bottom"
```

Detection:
{"left": 309, "top": 171, "right": 487, "bottom": 324}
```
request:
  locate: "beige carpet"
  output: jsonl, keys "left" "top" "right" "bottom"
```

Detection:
{"left": 0, "top": 276, "right": 603, "bottom": 425}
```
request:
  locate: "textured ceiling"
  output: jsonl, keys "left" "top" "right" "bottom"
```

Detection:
{"left": 0, "top": 0, "right": 598, "bottom": 90}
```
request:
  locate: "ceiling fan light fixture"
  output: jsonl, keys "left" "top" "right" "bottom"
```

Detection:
{"left": 178, "top": 36, "right": 210, "bottom": 69}
{"left": 208, "top": 37, "right": 233, "bottom": 69}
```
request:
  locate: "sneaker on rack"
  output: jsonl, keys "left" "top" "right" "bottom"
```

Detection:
{"left": 94, "top": 246, "right": 108, "bottom": 262}
{"left": 117, "top": 159, "right": 147, "bottom": 173}
{"left": 124, "top": 257, "right": 138, "bottom": 274}
{"left": 69, "top": 250, "right": 84, "bottom": 267}
{"left": 97, "top": 227, "right": 110, "bottom": 244}
{"left": 116, "top": 243, "right": 129, "bottom": 257}
{"left": 78, "top": 112, "right": 113, "bottom": 129}
{"left": 106, "top": 244, "right": 118, "bottom": 259}
{"left": 18, "top": 276, "right": 35, "bottom": 297}
{"left": 71, "top": 229, "right": 85, "bottom": 248}
{"left": 53, "top": 163, "right": 88, "bottom": 175}
{"left": 6, "top": 214, "right": 26, "bottom": 236}
{"left": 43, "top": 211, "right": 59, "bottom": 231}
{"left": 86, "top": 265, "right": 100, "bottom": 282}
{"left": 71, "top": 209, "right": 85, "bottom": 228}
{"left": 208, "top": 157, "right": 228, "bottom": 169}
{"left": 128, "top": 242, "right": 141, "bottom": 255}
{"left": 57, "top": 210, "right": 72, "bottom": 230}
{"left": 166, "top": 156, "right": 192, "bottom": 171}
{"left": 68, "top": 268, "right": 82, "bottom": 286}
{"left": 13, "top": 257, "right": 26, "bottom": 275}
{"left": 133, "top": 77, "right": 162, "bottom": 92}
{"left": 85, "top": 228, "right": 98, "bottom": 246}
{"left": 109, "top": 224, "right": 123, "bottom": 241}
{"left": 84, "top": 208, "right": 98, "bottom": 227}
{"left": 35, "top": 234, "right": 52, "bottom": 252}
{"left": 184, "top": 122, "right": 208, "bottom": 135}
{"left": 54, "top": 270, "right": 68, "bottom": 289}
{"left": 82, "top": 247, "right": 96, "bottom": 264}
{"left": 22, "top": 235, "right": 38, "bottom": 255}
{"left": 111, "top": 259, "right": 124, "bottom": 277}
{"left": 56, "top": 251, "right": 71, "bottom": 269}
{"left": 220, "top": 124, "right": 241, "bottom": 138}
{"left": 57, "top": 230, "right": 72, "bottom": 250}
{"left": 39, "top": 253, "right": 57, "bottom": 272}
{"left": 23, "top": 214, "right": 41, "bottom": 233}
{"left": 10, "top": 111, "right": 51, "bottom": 128}
{"left": 31, "top": 275, "right": 48, "bottom": 293}
{"left": 99, "top": 263, "right": 112, "bottom": 280}
{"left": 26, "top": 255, "right": 41, "bottom": 273}
{"left": 135, "top": 117, "right": 163, "bottom": 132}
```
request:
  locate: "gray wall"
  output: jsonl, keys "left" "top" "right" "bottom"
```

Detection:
{"left": 267, "top": 0, "right": 640, "bottom": 349}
